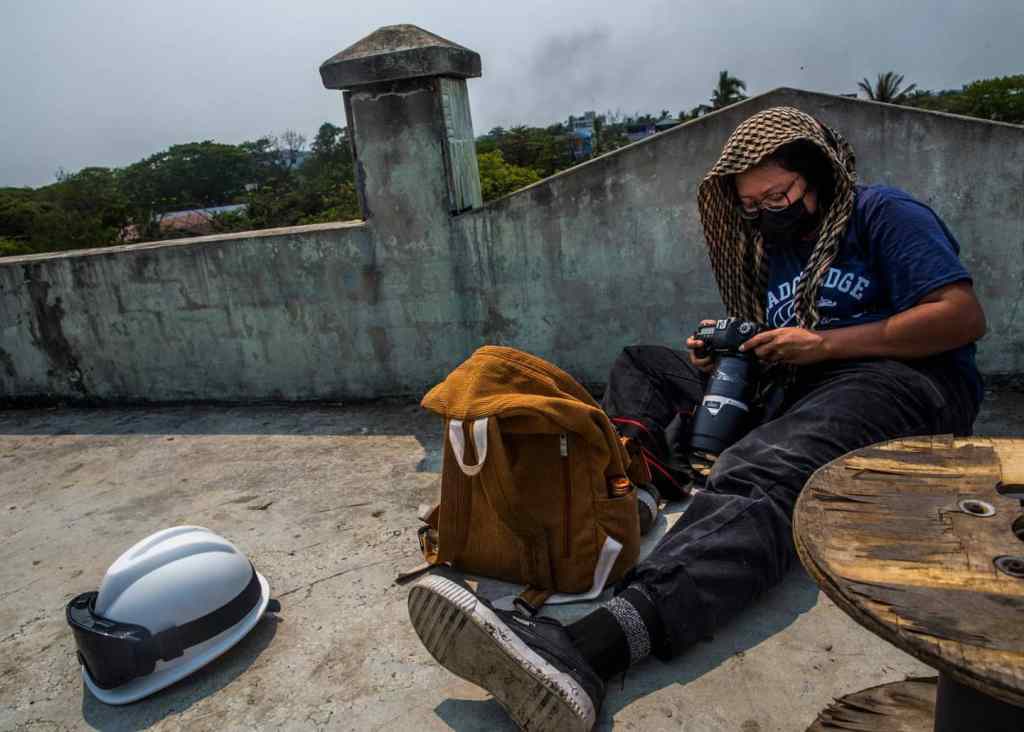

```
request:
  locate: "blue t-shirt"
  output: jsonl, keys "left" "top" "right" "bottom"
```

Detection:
{"left": 764, "top": 185, "right": 981, "bottom": 402}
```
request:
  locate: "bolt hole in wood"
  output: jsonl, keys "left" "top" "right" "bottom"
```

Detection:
{"left": 996, "top": 481, "right": 1024, "bottom": 500}
{"left": 994, "top": 555, "right": 1024, "bottom": 578}
{"left": 958, "top": 499, "right": 996, "bottom": 516}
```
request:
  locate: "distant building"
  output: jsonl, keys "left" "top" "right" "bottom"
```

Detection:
{"left": 156, "top": 204, "right": 247, "bottom": 235}
{"left": 625, "top": 117, "right": 680, "bottom": 143}
{"left": 120, "top": 204, "right": 247, "bottom": 242}
{"left": 625, "top": 123, "right": 656, "bottom": 143}
{"left": 567, "top": 111, "right": 596, "bottom": 160}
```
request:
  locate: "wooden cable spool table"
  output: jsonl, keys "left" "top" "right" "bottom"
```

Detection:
{"left": 794, "top": 436, "right": 1024, "bottom": 732}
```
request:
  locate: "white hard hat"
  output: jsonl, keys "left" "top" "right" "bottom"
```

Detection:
{"left": 66, "top": 526, "right": 278, "bottom": 705}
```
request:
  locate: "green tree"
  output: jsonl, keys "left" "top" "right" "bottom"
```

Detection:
{"left": 120, "top": 141, "right": 253, "bottom": 238}
{"left": 42, "top": 167, "right": 129, "bottom": 248}
{"left": 0, "top": 187, "right": 45, "bottom": 243}
{"left": 591, "top": 115, "right": 630, "bottom": 155}
{"left": 487, "top": 125, "right": 573, "bottom": 178}
{"left": 710, "top": 70, "right": 747, "bottom": 109}
{"left": 681, "top": 104, "right": 713, "bottom": 120}
{"left": 477, "top": 151, "right": 542, "bottom": 201}
{"left": 944, "top": 75, "right": 1023, "bottom": 123}
{"left": 0, "top": 168, "right": 130, "bottom": 255}
{"left": 0, "top": 237, "right": 34, "bottom": 257}
{"left": 887, "top": 75, "right": 1024, "bottom": 125}
{"left": 122, "top": 141, "right": 252, "bottom": 211}
{"left": 0, "top": 121, "right": 367, "bottom": 258}
{"left": 858, "top": 71, "right": 918, "bottom": 104}
{"left": 308, "top": 123, "right": 350, "bottom": 166}
{"left": 239, "top": 136, "right": 289, "bottom": 186}
{"left": 242, "top": 123, "right": 360, "bottom": 228}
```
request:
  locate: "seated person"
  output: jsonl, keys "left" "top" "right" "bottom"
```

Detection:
{"left": 406, "top": 107, "right": 986, "bottom": 732}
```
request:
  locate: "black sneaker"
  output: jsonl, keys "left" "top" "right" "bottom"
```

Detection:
{"left": 408, "top": 575, "right": 604, "bottom": 731}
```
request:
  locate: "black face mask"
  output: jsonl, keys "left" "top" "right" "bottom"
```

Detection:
{"left": 757, "top": 197, "right": 818, "bottom": 240}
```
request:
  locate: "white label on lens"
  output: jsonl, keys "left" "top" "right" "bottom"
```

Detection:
{"left": 702, "top": 396, "right": 749, "bottom": 416}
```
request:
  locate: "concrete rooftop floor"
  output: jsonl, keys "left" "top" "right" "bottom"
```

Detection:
{"left": 1, "top": 391, "right": 1021, "bottom": 732}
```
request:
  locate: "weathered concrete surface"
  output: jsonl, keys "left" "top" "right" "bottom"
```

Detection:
{"left": 320, "top": 25, "right": 481, "bottom": 90}
{"left": 2, "top": 87, "right": 1022, "bottom": 403}
{"left": 1, "top": 393, "right": 1017, "bottom": 731}
{"left": 0, "top": 219, "right": 457, "bottom": 402}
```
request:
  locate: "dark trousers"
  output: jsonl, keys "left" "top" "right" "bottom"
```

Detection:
{"left": 602, "top": 346, "right": 979, "bottom": 659}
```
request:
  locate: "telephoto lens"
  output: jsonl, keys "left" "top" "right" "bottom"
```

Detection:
{"left": 690, "top": 353, "right": 758, "bottom": 458}
{"left": 688, "top": 319, "right": 765, "bottom": 470}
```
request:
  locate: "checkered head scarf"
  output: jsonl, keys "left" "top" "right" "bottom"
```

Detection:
{"left": 697, "top": 107, "right": 857, "bottom": 329}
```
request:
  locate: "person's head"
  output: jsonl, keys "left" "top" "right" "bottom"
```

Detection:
{"left": 733, "top": 140, "right": 836, "bottom": 239}
{"left": 696, "top": 107, "right": 857, "bottom": 328}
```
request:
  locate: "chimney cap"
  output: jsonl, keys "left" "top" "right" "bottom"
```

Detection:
{"left": 320, "top": 24, "right": 481, "bottom": 90}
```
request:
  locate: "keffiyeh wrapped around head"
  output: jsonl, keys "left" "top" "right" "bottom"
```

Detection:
{"left": 697, "top": 107, "right": 858, "bottom": 329}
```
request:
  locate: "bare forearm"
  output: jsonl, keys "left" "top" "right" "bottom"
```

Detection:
{"left": 821, "top": 287, "right": 986, "bottom": 361}
{"left": 739, "top": 283, "right": 986, "bottom": 366}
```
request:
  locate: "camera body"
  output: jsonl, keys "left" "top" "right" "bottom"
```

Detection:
{"left": 692, "top": 318, "right": 765, "bottom": 360}
{"left": 690, "top": 318, "right": 766, "bottom": 463}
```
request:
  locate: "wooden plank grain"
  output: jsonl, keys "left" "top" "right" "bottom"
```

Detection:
{"left": 794, "top": 436, "right": 1024, "bottom": 708}
{"left": 806, "top": 677, "right": 937, "bottom": 732}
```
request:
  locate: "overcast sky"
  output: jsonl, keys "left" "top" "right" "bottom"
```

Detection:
{"left": 2, "top": 0, "right": 1020, "bottom": 187}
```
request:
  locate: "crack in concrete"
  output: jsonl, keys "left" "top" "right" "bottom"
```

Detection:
{"left": 0, "top": 577, "right": 43, "bottom": 603}
{"left": 277, "top": 557, "right": 392, "bottom": 599}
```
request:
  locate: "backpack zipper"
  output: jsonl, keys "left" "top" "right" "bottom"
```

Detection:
{"left": 560, "top": 433, "right": 571, "bottom": 557}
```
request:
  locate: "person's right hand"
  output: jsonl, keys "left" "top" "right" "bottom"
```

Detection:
{"left": 686, "top": 319, "right": 717, "bottom": 374}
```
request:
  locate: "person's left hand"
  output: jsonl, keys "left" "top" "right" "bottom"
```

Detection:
{"left": 739, "top": 327, "right": 830, "bottom": 366}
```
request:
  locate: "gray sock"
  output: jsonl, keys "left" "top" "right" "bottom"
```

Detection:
{"left": 604, "top": 585, "right": 654, "bottom": 665}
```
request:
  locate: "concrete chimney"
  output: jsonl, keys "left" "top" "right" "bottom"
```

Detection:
{"left": 320, "top": 24, "right": 484, "bottom": 226}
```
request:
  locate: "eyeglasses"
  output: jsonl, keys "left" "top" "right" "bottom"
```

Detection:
{"left": 737, "top": 176, "right": 804, "bottom": 219}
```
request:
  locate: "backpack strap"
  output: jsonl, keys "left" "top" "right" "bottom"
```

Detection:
{"left": 405, "top": 417, "right": 559, "bottom": 604}
{"left": 448, "top": 419, "right": 488, "bottom": 476}
{"left": 395, "top": 504, "right": 441, "bottom": 583}
{"left": 432, "top": 420, "right": 477, "bottom": 566}
{"left": 399, "top": 421, "right": 480, "bottom": 581}
{"left": 514, "top": 588, "right": 554, "bottom": 615}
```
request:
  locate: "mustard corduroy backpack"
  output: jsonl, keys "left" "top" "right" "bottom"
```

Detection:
{"left": 411, "top": 346, "right": 646, "bottom": 611}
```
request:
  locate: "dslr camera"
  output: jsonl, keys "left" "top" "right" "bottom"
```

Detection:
{"left": 689, "top": 318, "right": 766, "bottom": 465}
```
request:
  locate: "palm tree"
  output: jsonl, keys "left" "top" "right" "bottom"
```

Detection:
{"left": 858, "top": 72, "right": 918, "bottom": 104}
{"left": 710, "top": 70, "right": 748, "bottom": 109}
{"left": 687, "top": 104, "right": 713, "bottom": 119}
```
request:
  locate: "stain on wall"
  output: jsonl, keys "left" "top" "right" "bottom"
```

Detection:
{"left": 23, "top": 274, "right": 87, "bottom": 396}
{"left": 0, "top": 347, "right": 15, "bottom": 379}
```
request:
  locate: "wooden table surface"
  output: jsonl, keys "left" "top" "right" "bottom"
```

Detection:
{"left": 794, "top": 435, "right": 1024, "bottom": 708}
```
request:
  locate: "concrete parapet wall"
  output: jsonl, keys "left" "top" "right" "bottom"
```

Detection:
{"left": 0, "top": 222, "right": 452, "bottom": 400}
{"left": 1, "top": 85, "right": 1022, "bottom": 403}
